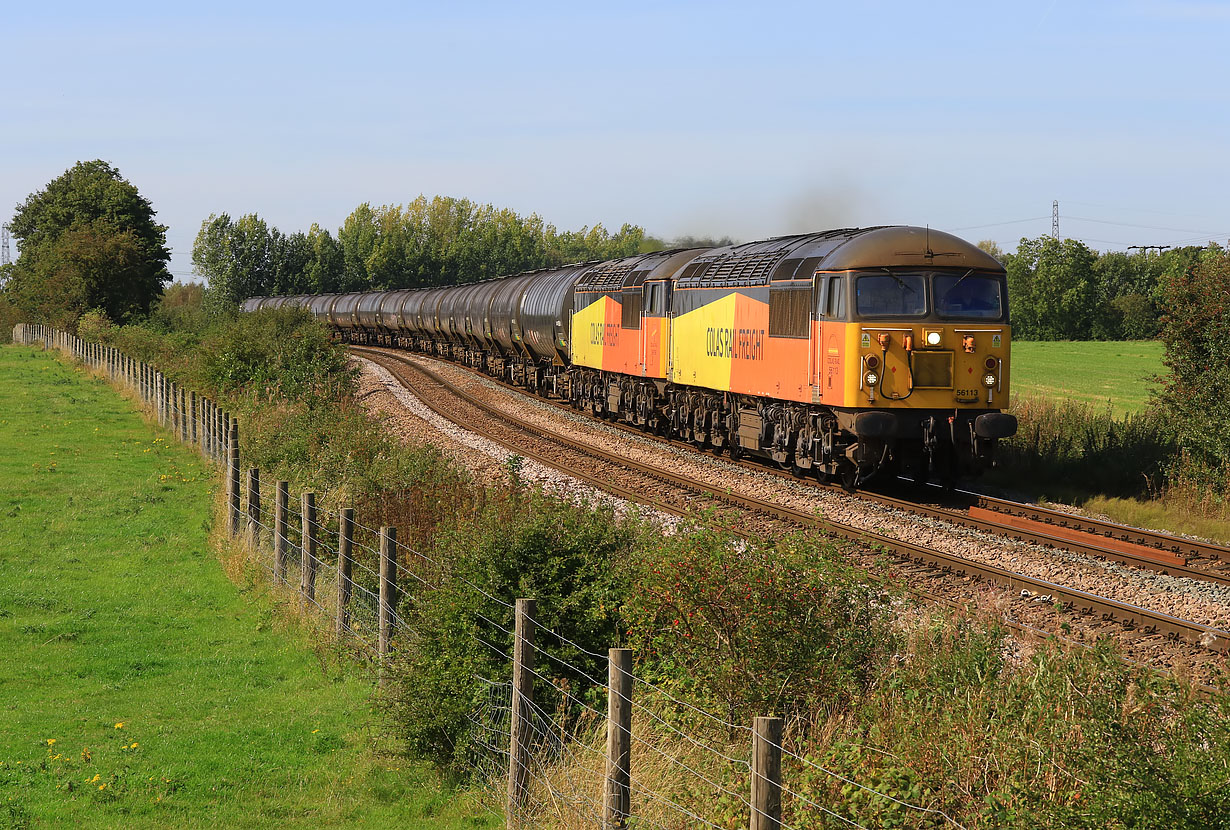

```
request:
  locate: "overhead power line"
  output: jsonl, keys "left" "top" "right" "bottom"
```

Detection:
{"left": 949, "top": 216, "right": 1047, "bottom": 232}
{"left": 1065, "top": 215, "right": 1224, "bottom": 235}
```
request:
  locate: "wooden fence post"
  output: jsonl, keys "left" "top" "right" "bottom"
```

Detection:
{"left": 750, "top": 717, "right": 783, "bottom": 830}
{"left": 170, "top": 382, "right": 179, "bottom": 435}
{"left": 247, "top": 468, "right": 261, "bottom": 547}
{"left": 300, "top": 492, "right": 318, "bottom": 608}
{"left": 378, "top": 526, "right": 397, "bottom": 665}
{"left": 190, "top": 391, "right": 199, "bottom": 450}
{"left": 336, "top": 508, "right": 354, "bottom": 637}
{"left": 228, "top": 419, "right": 241, "bottom": 537}
{"left": 507, "top": 598, "right": 536, "bottom": 828}
{"left": 274, "top": 481, "right": 289, "bottom": 581}
{"left": 206, "top": 400, "right": 215, "bottom": 459}
{"left": 604, "top": 648, "right": 633, "bottom": 829}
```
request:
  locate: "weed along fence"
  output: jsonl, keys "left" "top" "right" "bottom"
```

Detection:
{"left": 13, "top": 322, "right": 966, "bottom": 830}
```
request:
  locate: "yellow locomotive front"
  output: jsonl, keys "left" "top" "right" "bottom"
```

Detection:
{"left": 818, "top": 258, "right": 1017, "bottom": 486}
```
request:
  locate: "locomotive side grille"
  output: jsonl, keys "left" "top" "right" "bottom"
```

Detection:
{"left": 768, "top": 286, "right": 810, "bottom": 338}
{"left": 912, "top": 351, "right": 953, "bottom": 388}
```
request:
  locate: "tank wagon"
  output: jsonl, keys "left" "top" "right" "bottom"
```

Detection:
{"left": 246, "top": 225, "right": 1017, "bottom": 487}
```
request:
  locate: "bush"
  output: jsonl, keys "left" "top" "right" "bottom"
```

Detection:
{"left": 795, "top": 622, "right": 1230, "bottom": 829}
{"left": 1157, "top": 246, "right": 1230, "bottom": 490}
{"left": 993, "top": 394, "right": 1176, "bottom": 497}
{"left": 383, "top": 487, "right": 640, "bottom": 771}
{"left": 624, "top": 520, "right": 897, "bottom": 723}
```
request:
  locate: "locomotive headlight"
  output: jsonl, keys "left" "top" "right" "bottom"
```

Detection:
{"left": 924, "top": 330, "right": 942, "bottom": 347}
{"left": 865, "top": 371, "right": 879, "bottom": 387}
{"left": 983, "top": 373, "right": 997, "bottom": 387}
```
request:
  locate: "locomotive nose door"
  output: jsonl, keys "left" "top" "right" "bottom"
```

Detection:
{"left": 817, "top": 275, "right": 847, "bottom": 401}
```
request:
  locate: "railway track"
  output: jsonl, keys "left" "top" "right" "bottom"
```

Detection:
{"left": 355, "top": 345, "right": 1230, "bottom": 587}
{"left": 352, "top": 345, "right": 1230, "bottom": 658}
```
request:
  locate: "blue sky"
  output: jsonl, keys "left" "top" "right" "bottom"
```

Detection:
{"left": 3, "top": 1, "right": 1229, "bottom": 280}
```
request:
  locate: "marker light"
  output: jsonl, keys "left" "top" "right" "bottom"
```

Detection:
{"left": 865, "top": 371, "right": 879, "bottom": 387}
{"left": 865, "top": 355, "right": 880, "bottom": 369}
{"left": 984, "top": 357, "right": 998, "bottom": 370}
{"left": 925, "top": 330, "right": 942, "bottom": 346}
{"left": 983, "top": 373, "right": 997, "bottom": 387}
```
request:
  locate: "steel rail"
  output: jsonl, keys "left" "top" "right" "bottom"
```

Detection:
{"left": 962, "top": 491, "right": 1230, "bottom": 563}
{"left": 353, "top": 346, "right": 1230, "bottom": 654}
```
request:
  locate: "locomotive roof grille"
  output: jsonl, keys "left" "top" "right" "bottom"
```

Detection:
{"left": 578, "top": 261, "right": 637, "bottom": 292}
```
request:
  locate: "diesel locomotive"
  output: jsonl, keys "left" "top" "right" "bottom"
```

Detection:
{"left": 244, "top": 225, "right": 1017, "bottom": 487}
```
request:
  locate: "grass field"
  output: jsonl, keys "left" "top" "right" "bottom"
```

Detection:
{"left": 0, "top": 346, "right": 495, "bottom": 829}
{"left": 1009, "top": 340, "right": 1165, "bottom": 416}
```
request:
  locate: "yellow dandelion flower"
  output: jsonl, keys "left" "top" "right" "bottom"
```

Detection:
{"left": 46, "top": 738, "right": 56, "bottom": 746}
{"left": 129, "top": 742, "right": 138, "bottom": 748}
{"left": 311, "top": 729, "right": 319, "bottom": 734}
{"left": 89, "top": 774, "right": 101, "bottom": 783}
{"left": 98, "top": 783, "right": 106, "bottom": 790}
{"left": 114, "top": 722, "right": 125, "bottom": 729}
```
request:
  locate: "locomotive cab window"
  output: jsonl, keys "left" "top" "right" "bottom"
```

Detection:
{"left": 644, "top": 281, "right": 665, "bottom": 316}
{"left": 820, "top": 275, "right": 847, "bottom": 319}
{"left": 934, "top": 272, "right": 1004, "bottom": 320}
{"left": 855, "top": 272, "right": 927, "bottom": 317}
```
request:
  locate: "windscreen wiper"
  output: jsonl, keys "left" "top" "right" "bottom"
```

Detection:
{"left": 880, "top": 268, "right": 915, "bottom": 292}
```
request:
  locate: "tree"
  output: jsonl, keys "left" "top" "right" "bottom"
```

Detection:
{"left": 1003, "top": 236, "right": 1097, "bottom": 340}
{"left": 305, "top": 224, "right": 344, "bottom": 293}
{"left": 337, "top": 203, "right": 379, "bottom": 291}
{"left": 193, "top": 213, "right": 276, "bottom": 309}
{"left": 271, "top": 230, "right": 313, "bottom": 295}
{"left": 977, "top": 239, "right": 1005, "bottom": 261}
{"left": 5, "top": 160, "right": 170, "bottom": 324}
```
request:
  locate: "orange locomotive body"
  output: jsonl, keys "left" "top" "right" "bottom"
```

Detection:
{"left": 569, "top": 227, "right": 1016, "bottom": 486}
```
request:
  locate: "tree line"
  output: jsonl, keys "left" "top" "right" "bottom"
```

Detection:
{"left": 2, "top": 159, "right": 1227, "bottom": 484}
{"left": 983, "top": 236, "right": 1211, "bottom": 341}
{"left": 193, "top": 198, "right": 658, "bottom": 309}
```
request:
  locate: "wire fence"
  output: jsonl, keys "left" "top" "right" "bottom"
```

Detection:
{"left": 15, "top": 322, "right": 969, "bottom": 830}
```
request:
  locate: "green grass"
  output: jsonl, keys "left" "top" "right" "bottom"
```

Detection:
{"left": 1010, "top": 340, "right": 1164, "bottom": 416}
{"left": 0, "top": 345, "right": 497, "bottom": 829}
